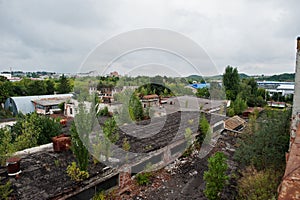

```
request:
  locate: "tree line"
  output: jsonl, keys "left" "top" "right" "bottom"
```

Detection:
{"left": 0, "top": 74, "right": 73, "bottom": 104}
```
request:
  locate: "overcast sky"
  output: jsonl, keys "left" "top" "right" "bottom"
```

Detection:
{"left": 0, "top": 0, "right": 299, "bottom": 76}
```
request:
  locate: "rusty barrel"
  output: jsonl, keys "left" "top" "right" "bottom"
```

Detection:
{"left": 6, "top": 157, "right": 21, "bottom": 176}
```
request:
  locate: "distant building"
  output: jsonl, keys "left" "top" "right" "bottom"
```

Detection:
{"left": 257, "top": 81, "right": 294, "bottom": 97}
{"left": 267, "top": 101, "right": 286, "bottom": 108}
{"left": 141, "top": 94, "right": 159, "bottom": 107}
{"left": 109, "top": 71, "right": 120, "bottom": 77}
{"left": 0, "top": 73, "right": 11, "bottom": 79}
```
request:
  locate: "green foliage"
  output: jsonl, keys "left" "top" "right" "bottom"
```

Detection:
{"left": 67, "top": 162, "right": 89, "bottom": 182}
{"left": 92, "top": 190, "right": 106, "bottom": 200}
{"left": 227, "top": 107, "right": 235, "bottom": 117}
{"left": 135, "top": 172, "right": 152, "bottom": 186}
{"left": 12, "top": 112, "right": 62, "bottom": 146}
{"left": 237, "top": 166, "right": 281, "bottom": 200}
{"left": 57, "top": 74, "right": 72, "bottom": 94}
{"left": 196, "top": 87, "right": 210, "bottom": 98}
{"left": 122, "top": 137, "right": 131, "bottom": 151}
{"left": 97, "top": 106, "right": 109, "bottom": 117}
{"left": 70, "top": 122, "right": 89, "bottom": 171}
{"left": 114, "top": 89, "right": 134, "bottom": 124}
{"left": 45, "top": 79, "right": 55, "bottom": 94}
{"left": 58, "top": 102, "right": 65, "bottom": 113}
{"left": 129, "top": 94, "right": 144, "bottom": 121}
{"left": 204, "top": 152, "right": 229, "bottom": 200}
{"left": 231, "top": 95, "right": 248, "bottom": 115}
{"left": 0, "top": 77, "right": 12, "bottom": 104}
{"left": 184, "top": 127, "right": 192, "bottom": 147}
{"left": 71, "top": 97, "right": 99, "bottom": 170}
{"left": 234, "top": 109, "right": 290, "bottom": 170}
{"left": 257, "top": 73, "right": 295, "bottom": 82}
{"left": 0, "top": 181, "right": 13, "bottom": 200}
{"left": 198, "top": 114, "right": 210, "bottom": 143}
{"left": 0, "top": 128, "right": 14, "bottom": 166}
{"left": 0, "top": 107, "right": 13, "bottom": 119}
{"left": 136, "top": 83, "right": 173, "bottom": 97}
{"left": 101, "top": 118, "right": 119, "bottom": 161}
{"left": 223, "top": 66, "right": 240, "bottom": 101}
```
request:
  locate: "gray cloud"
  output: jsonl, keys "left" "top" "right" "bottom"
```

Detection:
{"left": 0, "top": 0, "right": 299, "bottom": 75}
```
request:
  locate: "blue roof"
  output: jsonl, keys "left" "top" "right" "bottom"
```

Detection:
{"left": 189, "top": 83, "right": 210, "bottom": 89}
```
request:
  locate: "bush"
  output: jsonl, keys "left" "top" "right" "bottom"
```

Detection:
{"left": 135, "top": 172, "right": 152, "bottom": 186}
{"left": 0, "top": 181, "right": 13, "bottom": 200}
{"left": 12, "top": 112, "right": 61, "bottom": 146}
{"left": 0, "top": 128, "right": 14, "bottom": 166}
{"left": 67, "top": 162, "right": 89, "bottom": 182}
{"left": 237, "top": 166, "right": 281, "bottom": 200}
{"left": 92, "top": 190, "right": 106, "bottom": 200}
{"left": 198, "top": 114, "right": 210, "bottom": 143}
{"left": 204, "top": 152, "right": 229, "bottom": 200}
{"left": 97, "top": 106, "right": 109, "bottom": 117}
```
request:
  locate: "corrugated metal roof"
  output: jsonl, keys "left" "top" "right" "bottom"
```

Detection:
{"left": 224, "top": 115, "right": 246, "bottom": 131}
{"left": 189, "top": 83, "right": 210, "bottom": 89}
{"left": 5, "top": 94, "right": 72, "bottom": 115}
{"left": 32, "top": 98, "right": 69, "bottom": 106}
{"left": 277, "top": 84, "right": 295, "bottom": 90}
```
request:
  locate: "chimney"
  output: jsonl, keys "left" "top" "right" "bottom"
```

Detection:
{"left": 297, "top": 36, "right": 300, "bottom": 52}
{"left": 291, "top": 37, "right": 300, "bottom": 140}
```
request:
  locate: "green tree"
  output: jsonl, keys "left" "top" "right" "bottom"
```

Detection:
{"left": 12, "top": 112, "right": 61, "bottom": 146}
{"left": 234, "top": 110, "right": 290, "bottom": 170}
{"left": 101, "top": 118, "right": 118, "bottom": 161}
{"left": 0, "top": 128, "right": 14, "bottom": 165}
{"left": 198, "top": 113, "right": 210, "bottom": 143}
{"left": 232, "top": 95, "right": 247, "bottom": 115}
{"left": 0, "top": 76, "right": 12, "bottom": 104}
{"left": 45, "top": 79, "right": 55, "bottom": 94}
{"left": 71, "top": 97, "right": 98, "bottom": 170}
{"left": 204, "top": 152, "right": 229, "bottom": 200}
{"left": 14, "top": 117, "right": 40, "bottom": 151}
{"left": 70, "top": 122, "right": 89, "bottom": 171}
{"left": 129, "top": 94, "right": 144, "bottom": 121}
{"left": 57, "top": 74, "right": 72, "bottom": 94}
{"left": 27, "top": 80, "right": 47, "bottom": 95}
{"left": 196, "top": 87, "right": 210, "bottom": 99}
{"left": 223, "top": 66, "right": 240, "bottom": 100}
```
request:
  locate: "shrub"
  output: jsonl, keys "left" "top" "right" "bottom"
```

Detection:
{"left": 70, "top": 122, "right": 89, "bottom": 171}
{"left": 92, "top": 190, "right": 106, "bottom": 200}
{"left": 237, "top": 166, "right": 281, "bottom": 200}
{"left": 67, "top": 162, "right": 89, "bottom": 182}
{"left": 0, "top": 128, "right": 14, "bottom": 166}
{"left": 12, "top": 112, "right": 61, "bottom": 146}
{"left": 198, "top": 114, "right": 210, "bottom": 143}
{"left": 97, "top": 106, "right": 109, "bottom": 117}
{"left": 101, "top": 118, "right": 119, "bottom": 161}
{"left": 135, "top": 172, "right": 152, "bottom": 186}
{"left": 0, "top": 181, "right": 13, "bottom": 200}
{"left": 204, "top": 152, "right": 228, "bottom": 200}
